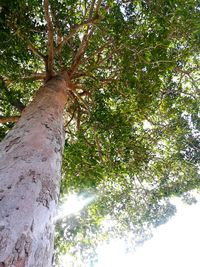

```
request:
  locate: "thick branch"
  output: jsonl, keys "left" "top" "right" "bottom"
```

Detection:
{"left": 69, "top": 26, "right": 95, "bottom": 76}
{"left": 96, "top": 0, "right": 103, "bottom": 11}
{"left": 0, "top": 116, "right": 20, "bottom": 124}
{"left": 88, "top": 0, "right": 96, "bottom": 20}
{"left": 22, "top": 73, "right": 46, "bottom": 81}
{"left": 44, "top": 0, "right": 55, "bottom": 77}
{"left": 55, "top": 0, "right": 103, "bottom": 59}
{"left": 68, "top": 0, "right": 104, "bottom": 76}
{"left": 55, "top": 20, "right": 94, "bottom": 54}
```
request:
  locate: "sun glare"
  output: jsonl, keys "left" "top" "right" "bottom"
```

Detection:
{"left": 96, "top": 194, "right": 200, "bottom": 267}
{"left": 54, "top": 193, "right": 94, "bottom": 222}
{"left": 57, "top": 192, "right": 200, "bottom": 267}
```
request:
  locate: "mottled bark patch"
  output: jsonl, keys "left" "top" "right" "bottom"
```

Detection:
{"left": 0, "top": 228, "right": 9, "bottom": 251}
{"left": 15, "top": 257, "right": 26, "bottom": 267}
{"left": 28, "top": 169, "right": 40, "bottom": 183}
{"left": 0, "top": 226, "right": 5, "bottom": 231}
{"left": 16, "top": 175, "right": 25, "bottom": 185}
{"left": 46, "top": 113, "right": 55, "bottom": 123}
{"left": 3, "top": 233, "right": 32, "bottom": 267}
{"left": 33, "top": 224, "right": 54, "bottom": 267}
{"left": 41, "top": 122, "right": 52, "bottom": 131}
{"left": 5, "top": 137, "right": 21, "bottom": 152}
{"left": 14, "top": 233, "right": 32, "bottom": 257}
{"left": 28, "top": 170, "right": 36, "bottom": 177}
{"left": 36, "top": 180, "right": 57, "bottom": 208}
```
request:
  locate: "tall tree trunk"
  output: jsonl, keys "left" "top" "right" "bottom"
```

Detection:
{"left": 0, "top": 75, "right": 68, "bottom": 267}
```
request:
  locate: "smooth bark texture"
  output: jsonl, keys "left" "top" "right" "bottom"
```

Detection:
{"left": 0, "top": 75, "right": 68, "bottom": 267}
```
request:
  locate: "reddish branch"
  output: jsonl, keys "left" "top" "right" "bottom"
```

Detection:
{"left": 55, "top": 20, "right": 95, "bottom": 54}
{"left": 68, "top": 0, "right": 97, "bottom": 76}
{"left": 95, "top": 0, "right": 103, "bottom": 12}
{"left": 69, "top": 27, "right": 95, "bottom": 76}
{"left": 68, "top": 0, "right": 107, "bottom": 76}
{"left": 44, "top": 0, "right": 55, "bottom": 77}
{"left": 88, "top": 0, "right": 96, "bottom": 20}
{"left": 0, "top": 116, "right": 20, "bottom": 124}
{"left": 55, "top": 0, "right": 103, "bottom": 61}
{"left": 22, "top": 73, "right": 46, "bottom": 81}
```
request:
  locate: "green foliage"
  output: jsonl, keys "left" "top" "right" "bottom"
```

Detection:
{"left": 0, "top": 0, "right": 200, "bottom": 266}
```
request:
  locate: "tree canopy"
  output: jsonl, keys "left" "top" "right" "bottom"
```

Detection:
{"left": 0, "top": 0, "right": 200, "bottom": 266}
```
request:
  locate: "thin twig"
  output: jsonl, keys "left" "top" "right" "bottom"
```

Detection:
{"left": 16, "top": 32, "right": 46, "bottom": 62}
{"left": 80, "top": 39, "right": 112, "bottom": 66}
{"left": 0, "top": 76, "right": 25, "bottom": 112}
{"left": 93, "top": 125, "right": 103, "bottom": 163}
{"left": 179, "top": 69, "right": 200, "bottom": 92}
{"left": 65, "top": 106, "right": 77, "bottom": 128}
{"left": 72, "top": 90, "right": 90, "bottom": 113}
{"left": 76, "top": 105, "right": 81, "bottom": 130}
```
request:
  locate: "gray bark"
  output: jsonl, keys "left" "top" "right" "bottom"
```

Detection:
{"left": 0, "top": 75, "right": 68, "bottom": 267}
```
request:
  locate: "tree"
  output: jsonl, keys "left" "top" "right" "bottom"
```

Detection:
{"left": 0, "top": 0, "right": 200, "bottom": 266}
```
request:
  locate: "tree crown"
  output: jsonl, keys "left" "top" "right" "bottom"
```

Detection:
{"left": 0, "top": 0, "right": 200, "bottom": 265}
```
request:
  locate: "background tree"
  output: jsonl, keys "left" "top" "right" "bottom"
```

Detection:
{"left": 0, "top": 0, "right": 200, "bottom": 266}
